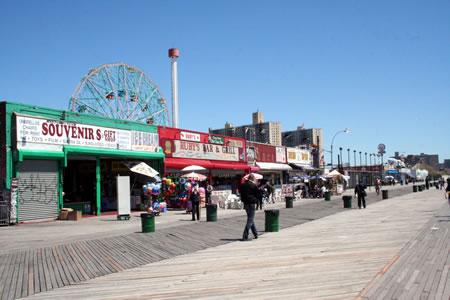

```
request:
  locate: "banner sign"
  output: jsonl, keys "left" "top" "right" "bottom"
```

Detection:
{"left": 208, "top": 135, "right": 225, "bottom": 145}
{"left": 16, "top": 115, "right": 159, "bottom": 152}
{"left": 286, "top": 148, "right": 311, "bottom": 165}
{"left": 276, "top": 147, "right": 286, "bottom": 163}
{"left": 228, "top": 139, "right": 243, "bottom": 148}
{"left": 180, "top": 131, "right": 200, "bottom": 142}
{"left": 166, "top": 140, "right": 240, "bottom": 161}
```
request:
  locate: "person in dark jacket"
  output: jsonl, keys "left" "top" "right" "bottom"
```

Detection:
{"left": 239, "top": 174, "right": 259, "bottom": 241}
{"left": 354, "top": 181, "right": 367, "bottom": 209}
{"left": 190, "top": 184, "right": 201, "bottom": 221}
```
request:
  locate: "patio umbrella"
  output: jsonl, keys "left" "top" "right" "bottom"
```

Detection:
{"left": 242, "top": 173, "right": 263, "bottom": 181}
{"left": 122, "top": 161, "right": 159, "bottom": 178}
{"left": 181, "top": 165, "right": 207, "bottom": 172}
{"left": 181, "top": 172, "right": 207, "bottom": 181}
{"left": 328, "top": 170, "right": 343, "bottom": 178}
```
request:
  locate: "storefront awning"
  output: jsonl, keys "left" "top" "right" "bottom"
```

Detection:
{"left": 249, "top": 166, "right": 260, "bottom": 172}
{"left": 256, "top": 162, "right": 292, "bottom": 171}
{"left": 289, "top": 163, "right": 317, "bottom": 170}
{"left": 165, "top": 158, "right": 249, "bottom": 172}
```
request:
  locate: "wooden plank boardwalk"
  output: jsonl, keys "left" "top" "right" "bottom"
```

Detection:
{"left": 23, "top": 187, "right": 448, "bottom": 300}
{"left": 0, "top": 186, "right": 444, "bottom": 299}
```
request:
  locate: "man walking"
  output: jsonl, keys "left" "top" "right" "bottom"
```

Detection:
{"left": 239, "top": 174, "right": 259, "bottom": 241}
{"left": 355, "top": 180, "right": 367, "bottom": 209}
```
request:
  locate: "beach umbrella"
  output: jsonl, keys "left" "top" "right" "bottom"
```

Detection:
{"left": 181, "top": 172, "right": 207, "bottom": 181}
{"left": 181, "top": 165, "right": 207, "bottom": 172}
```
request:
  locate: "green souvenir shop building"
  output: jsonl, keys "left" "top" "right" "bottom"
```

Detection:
{"left": 0, "top": 102, "right": 164, "bottom": 223}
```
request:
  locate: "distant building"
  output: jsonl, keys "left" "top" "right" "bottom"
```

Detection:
{"left": 209, "top": 111, "right": 282, "bottom": 146}
{"left": 282, "top": 126, "right": 323, "bottom": 168}
{"left": 404, "top": 153, "right": 439, "bottom": 171}
{"left": 443, "top": 159, "right": 450, "bottom": 171}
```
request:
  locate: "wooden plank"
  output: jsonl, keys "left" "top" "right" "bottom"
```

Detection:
{"left": 54, "top": 246, "right": 76, "bottom": 285}
{"left": 59, "top": 244, "right": 82, "bottom": 283}
{"left": 64, "top": 244, "right": 90, "bottom": 281}
{"left": 72, "top": 242, "right": 105, "bottom": 278}
{"left": 45, "top": 247, "right": 64, "bottom": 289}
{"left": 13, "top": 250, "right": 26, "bottom": 299}
{"left": 4, "top": 252, "right": 19, "bottom": 300}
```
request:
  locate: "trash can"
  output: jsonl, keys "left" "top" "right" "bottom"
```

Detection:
{"left": 342, "top": 195, "right": 352, "bottom": 208}
{"left": 285, "top": 196, "right": 294, "bottom": 208}
{"left": 141, "top": 213, "right": 155, "bottom": 233}
{"left": 418, "top": 185, "right": 423, "bottom": 192}
{"left": 265, "top": 209, "right": 279, "bottom": 232}
{"left": 382, "top": 190, "right": 389, "bottom": 200}
{"left": 206, "top": 204, "right": 217, "bottom": 222}
{"left": 324, "top": 191, "right": 331, "bottom": 201}
{"left": 413, "top": 185, "right": 418, "bottom": 192}
{"left": 435, "top": 184, "right": 439, "bottom": 190}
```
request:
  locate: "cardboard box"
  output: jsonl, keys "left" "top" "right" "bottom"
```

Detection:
{"left": 59, "top": 210, "right": 69, "bottom": 220}
{"left": 67, "top": 210, "right": 82, "bottom": 221}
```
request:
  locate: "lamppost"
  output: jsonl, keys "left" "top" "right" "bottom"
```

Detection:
{"left": 359, "top": 151, "right": 362, "bottom": 166}
{"left": 347, "top": 149, "right": 350, "bottom": 168}
{"left": 330, "top": 128, "right": 349, "bottom": 169}
{"left": 365, "top": 152, "right": 367, "bottom": 166}
{"left": 339, "top": 147, "right": 343, "bottom": 170}
{"left": 353, "top": 150, "right": 357, "bottom": 167}
{"left": 370, "top": 153, "right": 373, "bottom": 166}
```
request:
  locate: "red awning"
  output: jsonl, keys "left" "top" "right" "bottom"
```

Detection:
{"left": 165, "top": 158, "right": 214, "bottom": 170}
{"left": 165, "top": 158, "right": 249, "bottom": 172}
{"left": 212, "top": 162, "right": 250, "bottom": 171}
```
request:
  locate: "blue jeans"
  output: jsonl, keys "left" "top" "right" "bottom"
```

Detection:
{"left": 243, "top": 204, "right": 258, "bottom": 239}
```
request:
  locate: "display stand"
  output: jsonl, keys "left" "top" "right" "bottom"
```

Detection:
{"left": 116, "top": 176, "right": 131, "bottom": 220}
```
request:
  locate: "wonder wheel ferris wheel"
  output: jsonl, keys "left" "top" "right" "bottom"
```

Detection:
{"left": 69, "top": 63, "right": 170, "bottom": 125}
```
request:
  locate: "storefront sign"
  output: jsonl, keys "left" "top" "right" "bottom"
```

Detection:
{"left": 247, "top": 146, "right": 256, "bottom": 165}
{"left": 276, "top": 147, "right": 286, "bottom": 163}
{"left": 248, "top": 142, "right": 276, "bottom": 163}
{"left": 208, "top": 135, "right": 225, "bottom": 145}
{"left": 170, "top": 140, "right": 240, "bottom": 161}
{"left": 180, "top": 131, "right": 200, "bottom": 142}
{"left": 286, "top": 148, "right": 311, "bottom": 165}
{"left": 228, "top": 139, "right": 243, "bottom": 148}
{"left": 16, "top": 115, "right": 159, "bottom": 152}
{"left": 131, "top": 131, "right": 159, "bottom": 152}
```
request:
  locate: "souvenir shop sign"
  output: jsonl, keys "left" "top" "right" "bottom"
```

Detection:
{"left": 16, "top": 115, "right": 159, "bottom": 152}
{"left": 286, "top": 148, "right": 311, "bottom": 165}
{"left": 276, "top": 147, "right": 286, "bottom": 163}
{"left": 167, "top": 140, "right": 240, "bottom": 161}
{"left": 180, "top": 131, "right": 200, "bottom": 142}
{"left": 208, "top": 135, "right": 225, "bottom": 145}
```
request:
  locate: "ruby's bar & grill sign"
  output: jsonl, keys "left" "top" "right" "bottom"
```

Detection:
{"left": 162, "top": 139, "right": 241, "bottom": 161}
{"left": 16, "top": 115, "right": 159, "bottom": 152}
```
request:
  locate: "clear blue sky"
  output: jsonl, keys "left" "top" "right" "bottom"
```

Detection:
{"left": 1, "top": 0, "right": 449, "bottom": 164}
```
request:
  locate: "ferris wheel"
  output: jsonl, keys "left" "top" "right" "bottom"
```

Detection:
{"left": 69, "top": 63, "right": 170, "bottom": 125}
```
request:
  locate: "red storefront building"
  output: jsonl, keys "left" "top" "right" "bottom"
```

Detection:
{"left": 158, "top": 126, "right": 249, "bottom": 193}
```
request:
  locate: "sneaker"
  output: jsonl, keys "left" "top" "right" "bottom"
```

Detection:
{"left": 241, "top": 237, "right": 249, "bottom": 241}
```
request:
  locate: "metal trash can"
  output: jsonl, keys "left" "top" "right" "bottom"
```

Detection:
{"left": 413, "top": 185, "right": 418, "bottom": 192}
{"left": 382, "top": 190, "right": 389, "bottom": 200}
{"left": 265, "top": 209, "right": 279, "bottom": 232}
{"left": 141, "top": 213, "right": 155, "bottom": 233}
{"left": 285, "top": 196, "right": 294, "bottom": 208}
{"left": 324, "top": 191, "right": 331, "bottom": 201}
{"left": 342, "top": 195, "right": 352, "bottom": 208}
{"left": 206, "top": 204, "right": 217, "bottom": 222}
{"left": 418, "top": 185, "right": 423, "bottom": 192}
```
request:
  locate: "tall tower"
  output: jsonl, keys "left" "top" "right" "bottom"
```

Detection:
{"left": 169, "top": 48, "right": 179, "bottom": 128}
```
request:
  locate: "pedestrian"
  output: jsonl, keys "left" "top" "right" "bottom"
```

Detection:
{"left": 238, "top": 174, "right": 259, "bottom": 241}
{"left": 440, "top": 178, "right": 445, "bottom": 190}
{"left": 190, "top": 184, "right": 201, "bottom": 221}
{"left": 354, "top": 180, "right": 367, "bottom": 209}
{"left": 265, "top": 181, "right": 274, "bottom": 203}
{"left": 375, "top": 179, "right": 381, "bottom": 196}
{"left": 425, "top": 177, "right": 429, "bottom": 189}
{"left": 446, "top": 178, "right": 450, "bottom": 206}
{"left": 256, "top": 183, "right": 264, "bottom": 210}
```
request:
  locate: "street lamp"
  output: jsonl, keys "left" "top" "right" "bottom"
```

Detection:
{"left": 359, "top": 151, "right": 362, "bottom": 166}
{"left": 370, "top": 153, "right": 373, "bottom": 166}
{"left": 347, "top": 149, "right": 350, "bottom": 167}
{"left": 353, "top": 150, "right": 357, "bottom": 167}
{"left": 339, "top": 147, "right": 343, "bottom": 169}
{"left": 330, "top": 128, "right": 349, "bottom": 168}
{"left": 365, "top": 152, "right": 367, "bottom": 166}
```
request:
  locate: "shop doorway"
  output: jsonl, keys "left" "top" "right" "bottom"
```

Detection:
{"left": 63, "top": 157, "right": 97, "bottom": 215}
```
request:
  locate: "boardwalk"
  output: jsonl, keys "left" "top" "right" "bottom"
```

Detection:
{"left": 0, "top": 185, "right": 447, "bottom": 299}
